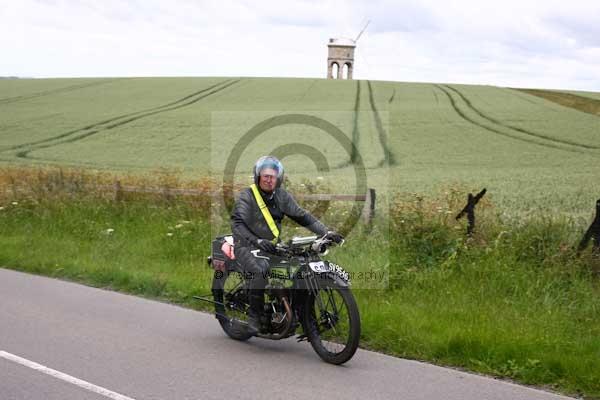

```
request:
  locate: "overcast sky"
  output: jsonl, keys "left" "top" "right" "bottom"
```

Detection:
{"left": 1, "top": 0, "right": 599, "bottom": 91}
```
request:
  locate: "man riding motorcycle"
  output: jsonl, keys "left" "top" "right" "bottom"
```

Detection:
{"left": 231, "top": 155, "right": 343, "bottom": 335}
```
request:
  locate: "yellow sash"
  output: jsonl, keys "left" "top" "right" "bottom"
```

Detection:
{"left": 250, "top": 184, "right": 280, "bottom": 243}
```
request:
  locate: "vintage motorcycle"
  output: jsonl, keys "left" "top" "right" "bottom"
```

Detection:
{"left": 203, "top": 234, "right": 360, "bottom": 365}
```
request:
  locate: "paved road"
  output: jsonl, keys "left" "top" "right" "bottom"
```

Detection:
{"left": 0, "top": 268, "right": 574, "bottom": 400}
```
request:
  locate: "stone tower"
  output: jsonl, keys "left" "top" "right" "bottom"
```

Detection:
{"left": 327, "top": 38, "right": 355, "bottom": 79}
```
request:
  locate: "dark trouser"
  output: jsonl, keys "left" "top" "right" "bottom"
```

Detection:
{"left": 235, "top": 246, "right": 270, "bottom": 317}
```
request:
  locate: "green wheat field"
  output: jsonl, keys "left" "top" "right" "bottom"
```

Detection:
{"left": 1, "top": 77, "right": 600, "bottom": 398}
{"left": 1, "top": 77, "right": 599, "bottom": 215}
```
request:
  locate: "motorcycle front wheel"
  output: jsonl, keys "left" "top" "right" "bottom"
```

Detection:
{"left": 303, "top": 284, "right": 361, "bottom": 365}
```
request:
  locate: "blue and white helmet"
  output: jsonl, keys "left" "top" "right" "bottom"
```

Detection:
{"left": 253, "top": 155, "right": 284, "bottom": 188}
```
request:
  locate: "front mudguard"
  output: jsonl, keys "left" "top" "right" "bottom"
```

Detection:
{"left": 317, "top": 272, "right": 350, "bottom": 288}
{"left": 319, "top": 259, "right": 350, "bottom": 288}
{"left": 294, "top": 270, "right": 349, "bottom": 290}
{"left": 299, "top": 259, "right": 351, "bottom": 289}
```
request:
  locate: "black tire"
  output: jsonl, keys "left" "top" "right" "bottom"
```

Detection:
{"left": 211, "top": 269, "right": 253, "bottom": 341}
{"left": 303, "top": 283, "right": 360, "bottom": 364}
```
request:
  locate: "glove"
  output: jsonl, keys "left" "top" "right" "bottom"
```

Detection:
{"left": 326, "top": 231, "right": 344, "bottom": 244}
{"left": 256, "top": 239, "right": 277, "bottom": 254}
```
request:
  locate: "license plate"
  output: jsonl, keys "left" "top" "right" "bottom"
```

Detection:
{"left": 308, "top": 261, "right": 329, "bottom": 273}
{"left": 308, "top": 261, "right": 350, "bottom": 282}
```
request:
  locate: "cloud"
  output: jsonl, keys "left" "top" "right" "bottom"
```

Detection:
{"left": 0, "top": 0, "right": 599, "bottom": 91}
{"left": 546, "top": 15, "right": 600, "bottom": 48}
{"left": 363, "top": 0, "right": 439, "bottom": 34}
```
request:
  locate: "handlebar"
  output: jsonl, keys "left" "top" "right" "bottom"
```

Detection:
{"left": 275, "top": 234, "right": 344, "bottom": 257}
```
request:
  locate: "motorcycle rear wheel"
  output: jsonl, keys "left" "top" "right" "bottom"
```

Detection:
{"left": 212, "top": 269, "right": 254, "bottom": 341}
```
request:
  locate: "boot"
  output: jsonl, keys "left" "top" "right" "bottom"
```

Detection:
{"left": 247, "top": 290, "right": 264, "bottom": 335}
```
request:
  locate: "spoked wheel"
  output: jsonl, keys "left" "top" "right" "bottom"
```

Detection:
{"left": 304, "top": 285, "right": 361, "bottom": 364}
{"left": 211, "top": 269, "right": 253, "bottom": 341}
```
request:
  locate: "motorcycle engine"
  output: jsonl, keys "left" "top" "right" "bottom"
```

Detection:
{"left": 265, "top": 282, "right": 292, "bottom": 334}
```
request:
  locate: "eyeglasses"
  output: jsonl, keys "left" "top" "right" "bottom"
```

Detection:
{"left": 260, "top": 174, "right": 276, "bottom": 181}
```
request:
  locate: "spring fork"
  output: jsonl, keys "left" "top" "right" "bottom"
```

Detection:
{"left": 306, "top": 271, "right": 329, "bottom": 323}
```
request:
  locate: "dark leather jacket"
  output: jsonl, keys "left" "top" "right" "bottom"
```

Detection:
{"left": 231, "top": 186, "right": 328, "bottom": 247}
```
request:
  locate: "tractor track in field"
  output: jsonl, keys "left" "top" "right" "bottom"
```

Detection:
{"left": 367, "top": 80, "right": 396, "bottom": 166}
{"left": 443, "top": 85, "right": 600, "bottom": 150}
{"left": 435, "top": 84, "right": 595, "bottom": 155}
{"left": 5, "top": 79, "right": 240, "bottom": 160}
{"left": 2, "top": 79, "right": 233, "bottom": 152}
{"left": 336, "top": 80, "right": 396, "bottom": 169}
{"left": 285, "top": 79, "right": 318, "bottom": 110}
{"left": 0, "top": 79, "right": 125, "bottom": 105}
{"left": 432, "top": 88, "right": 440, "bottom": 105}
{"left": 4, "top": 79, "right": 235, "bottom": 151}
{"left": 388, "top": 88, "right": 396, "bottom": 104}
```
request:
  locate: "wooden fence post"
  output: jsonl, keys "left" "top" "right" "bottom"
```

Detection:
{"left": 578, "top": 198, "right": 600, "bottom": 255}
{"left": 162, "top": 185, "right": 172, "bottom": 202}
{"left": 456, "top": 188, "right": 487, "bottom": 236}
{"left": 114, "top": 180, "right": 123, "bottom": 202}
{"left": 361, "top": 188, "right": 376, "bottom": 225}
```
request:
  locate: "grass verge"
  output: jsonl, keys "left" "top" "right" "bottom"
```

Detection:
{"left": 1, "top": 168, "right": 599, "bottom": 398}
